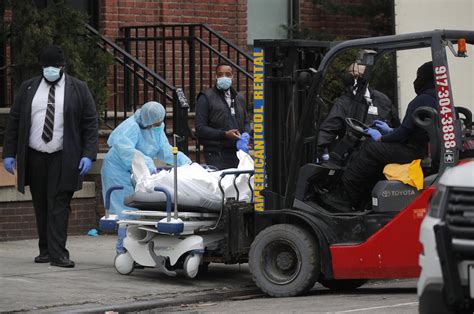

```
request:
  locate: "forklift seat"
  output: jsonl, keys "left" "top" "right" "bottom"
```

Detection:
{"left": 371, "top": 174, "right": 437, "bottom": 212}
{"left": 412, "top": 106, "right": 441, "bottom": 175}
{"left": 294, "top": 163, "right": 341, "bottom": 201}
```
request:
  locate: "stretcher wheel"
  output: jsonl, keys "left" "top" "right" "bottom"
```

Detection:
{"left": 183, "top": 253, "right": 201, "bottom": 279}
{"left": 114, "top": 252, "right": 134, "bottom": 275}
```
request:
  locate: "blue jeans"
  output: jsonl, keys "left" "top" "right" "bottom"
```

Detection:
{"left": 116, "top": 226, "right": 127, "bottom": 254}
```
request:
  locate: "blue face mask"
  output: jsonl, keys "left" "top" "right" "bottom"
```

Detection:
{"left": 43, "top": 67, "right": 61, "bottom": 82}
{"left": 216, "top": 77, "right": 232, "bottom": 90}
{"left": 148, "top": 123, "right": 164, "bottom": 131}
{"left": 154, "top": 124, "right": 164, "bottom": 131}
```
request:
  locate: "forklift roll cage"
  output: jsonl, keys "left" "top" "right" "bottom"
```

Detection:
{"left": 245, "top": 30, "right": 474, "bottom": 296}
{"left": 282, "top": 29, "right": 474, "bottom": 210}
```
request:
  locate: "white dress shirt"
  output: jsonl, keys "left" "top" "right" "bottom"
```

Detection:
{"left": 29, "top": 75, "right": 65, "bottom": 153}
{"left": 224, "top": 90, "right": 232, "bottom": 107}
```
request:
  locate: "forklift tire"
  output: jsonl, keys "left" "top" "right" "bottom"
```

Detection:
{"left": 249, "top": 224, "right": 319, "bottom": 297}
{"left": 319, "top": 279, "right": 367, "bottom": 291}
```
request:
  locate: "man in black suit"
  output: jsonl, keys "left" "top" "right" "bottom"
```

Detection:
{"left": 2, "top": 45, "right": 98, "bottom": 268}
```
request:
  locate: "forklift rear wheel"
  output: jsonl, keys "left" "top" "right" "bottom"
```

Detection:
{"left": 319, "top": 279, "right": 367, "bottom": 291}
{"left": 114, "top": 252, "right": 134, "bottom": 275}
{"left": 249, "top": 224, "right": 319, "bottom": 297}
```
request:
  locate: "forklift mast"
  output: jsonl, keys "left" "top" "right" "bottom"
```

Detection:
{"left": 253, "top": 40, "right": 332, "bottom": 211}
{"left": 254, "top": 30, "right": 474, "bottom": 211}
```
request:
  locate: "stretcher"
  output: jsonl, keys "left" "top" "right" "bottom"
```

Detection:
{"left": 106, "top": 168, "right": 254, "bottom": 278}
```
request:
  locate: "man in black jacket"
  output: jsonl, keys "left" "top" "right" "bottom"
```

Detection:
{"left": 2, "top": 45, "right": 98, "bottom": 267}
{"left": 321, "top": 61, "right": 437, "bottom": 211}
{"left": 195, "top": 62, "right": 251, "bottom": 169}
{"left": 317, "top": 63, "right": 399, "bottom": 162}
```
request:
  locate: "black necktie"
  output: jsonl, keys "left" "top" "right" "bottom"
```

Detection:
{"left": 42, "top": 84, "right": 56, "bottom": 143}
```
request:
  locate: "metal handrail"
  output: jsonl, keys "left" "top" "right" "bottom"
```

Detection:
{"left": 194, "top": 37, "right": 253, "bottom": 79}
{"left": 117, "top": 23, "right": 254, "bottom": 113}
{"left": 200, "top": 24, "right": 253, "bottom": 61}
{"left": 115, "top": 23, "right": 254, "bottom": 161}
{"left": 119, "top": 23, "right": 253, "bottom": 62}
{"left": 86, "top": 24, "right": 187, "bottom": 133}
{"left": 86, "top": 24, "right": 174, "bottom": 91}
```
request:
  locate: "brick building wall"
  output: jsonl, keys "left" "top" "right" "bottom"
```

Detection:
{"left": 299, "top": 0, "right": 372, "bottom": 39}
{"left": 99, "top": 0, "right": 247, "bottom": 50}
{"left": 99, "top": 0, "right": 249, "bottom": 113}
{"left": 0, "top": 197, "right": 97, "bottom": 242}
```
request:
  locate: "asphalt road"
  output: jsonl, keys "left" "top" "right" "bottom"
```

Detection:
{"left": 1, "top": 236, "right": 420, "bottom": 313}
{"left": 149, "top": 279, "right": 419, "bottom": 313}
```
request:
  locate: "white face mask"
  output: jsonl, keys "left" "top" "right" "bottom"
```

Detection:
{"left": 43, "top": 67, "right": 61, "bottom": 82}
{"left": 217, "top": 77, "right": 232, "bottom": 90}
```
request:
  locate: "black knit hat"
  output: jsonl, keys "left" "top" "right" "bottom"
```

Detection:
{"left": 413, "top": 61, "right": 434, "bottom": 94}
{"left": 416, "top": 61, "right": 434, "bottom": 83}
{"left": 39, "top": 45, "right": 66, "bottom": 67}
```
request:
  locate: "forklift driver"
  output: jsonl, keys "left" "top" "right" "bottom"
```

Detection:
{"left": 316, "top": 62, "right": 399, "bottom": 162}
{"left": 320, "top": 61, "right": 437, "bottom": 212}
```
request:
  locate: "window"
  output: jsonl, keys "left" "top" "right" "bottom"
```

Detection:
{"left": 247, "top": 0, "right": 289, "bottom": 46}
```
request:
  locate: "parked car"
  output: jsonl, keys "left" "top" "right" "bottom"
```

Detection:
{"left": 418, "top": 160, "right": 474, "bottom": 314}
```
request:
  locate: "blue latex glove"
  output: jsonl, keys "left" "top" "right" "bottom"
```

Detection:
{"left": 150, "top": 168, "right": 158, "bottom": 175}
{"left": 78, "top": 157, "right": 92, "bottom": 176}
{"left": 87, "top": 228, "right": 98, "bottom": 237}
{"left": 373, "top": 120, "right": 393, "bottom": 135}
{"left": 3, "top": 157, "right": 16, "bottom": 175}
{"left": 364, "top": 128, "right": 382, "bottom": 141}
{"left": 236, "top": 132, "right": 250, "bottom": 153}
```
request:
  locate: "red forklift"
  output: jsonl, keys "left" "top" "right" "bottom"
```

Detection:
{"left": 107, "top": 30, "right": 473, "bottom": 299}
{"left": 245, "top": 30, "right": 474, "bottom": 297}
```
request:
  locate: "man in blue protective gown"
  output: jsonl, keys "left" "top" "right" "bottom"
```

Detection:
{"left": 101, "top": 101, "right": 191, "bottom": 254}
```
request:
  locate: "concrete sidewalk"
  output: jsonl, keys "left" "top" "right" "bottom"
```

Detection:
{"left": 0, "top": 235, "right": 256, "bottom": 313}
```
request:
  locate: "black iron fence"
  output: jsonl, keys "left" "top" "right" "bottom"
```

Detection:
{"left": 1, "top": 24, "right": 254, "bottom": 157}
{"left": 117, "top": 24, "right": 254, "bottom": 111}
{"left": 86, "top": 24, "right": 192, "bottom": 154}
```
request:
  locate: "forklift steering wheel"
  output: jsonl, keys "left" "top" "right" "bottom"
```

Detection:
{"left": 345, "top": 118, "right": 371, "bottom": 137}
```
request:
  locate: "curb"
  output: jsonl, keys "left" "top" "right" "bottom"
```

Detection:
{"left": 41, "top": 287, "right": 263, "bottom": 313}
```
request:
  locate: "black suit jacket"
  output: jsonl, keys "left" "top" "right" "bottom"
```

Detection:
{"left": 2, "top": 74, "right": 98, "bottom": 193}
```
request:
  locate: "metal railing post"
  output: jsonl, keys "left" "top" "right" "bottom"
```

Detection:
{"left": 124, "top": 27, "right": 131, "bottom": 112}
{"left": 189, "top": 25, "right": 196, "bottom": 111}
{"left": 172, "top": 88, "right": 190, "bottom": 155}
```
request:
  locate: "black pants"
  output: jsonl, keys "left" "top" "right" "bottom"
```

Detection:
{"left": 203, "top": 149, "right": 239, "bottom": 170}
{"left": 28, "top": 148, "right": 74, "bottom": 260}
{"left": 342, "top": 141, "right": 424, "bottom": 207}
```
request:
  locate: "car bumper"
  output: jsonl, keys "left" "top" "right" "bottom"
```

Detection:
{"left": 419, "top": 283, "right": 453, "bottom": 314}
